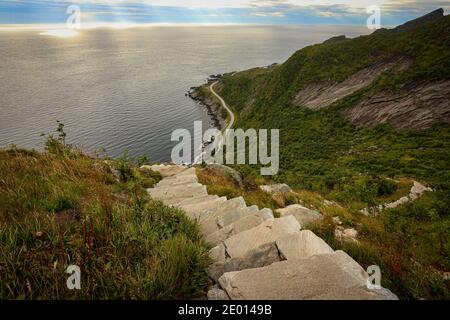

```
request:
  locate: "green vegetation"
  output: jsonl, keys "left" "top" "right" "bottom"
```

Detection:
{"left": 202, "top": 14, "right": 450, "bottom": 299}
{"left": 0, "top": 125, "right": 211, "bottom": 299}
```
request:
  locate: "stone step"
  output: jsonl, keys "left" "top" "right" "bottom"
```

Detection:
{"left": 218, "top": 205, "right": 259, "bottom": 229}
{"left": 142, "top": 164, "right": 187, "bottom": 177}
{"left": 174, "top": 194, "right": 220, "bottom": 206}
{"left": 151, "top": 182, "right": 203, "bottom": 193}
{"left": 205, "top": 212, "right": 272, "bottom": 246}
{"left": 208, "top": 242, "right": 281, "bottom": 282}
{"left": 218, "top": 251, "right": 397, "bottom": 300}
{"left": 207, "top": 229, "right": 333, "bottom": 281}
{"left": 275, "top": 230, "right": 334, "bottom": 260}
{"left": 148, "top": 183, "right": 207, "bottom": 199}
{"left": 195, "top": 196, "right": 247, "bottom": 222}
{"left": 222, "top": 215, "right": 300, "bottom": 259}
{"left": 156, "top": 175, "right": 198, "bottom": 187}
{"left": 162, "top": 194, "right": 218, "bottom": 206}
{"left": 176, "top": 167, "right": 197, "bottom": 176}
{"left": 199, "top": 204, "right": 257, "bottom": 236}
{"left": 180, "top": 197, "right": 228, "bottom": 219}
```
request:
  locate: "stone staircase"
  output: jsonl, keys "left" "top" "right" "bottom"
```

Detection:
{"left": 144, "top": 164, "right": 398, "bottom": 300}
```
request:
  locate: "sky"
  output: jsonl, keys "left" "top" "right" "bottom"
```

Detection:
{"left": 0, "top": 0, "right": 448, "bottom": 26}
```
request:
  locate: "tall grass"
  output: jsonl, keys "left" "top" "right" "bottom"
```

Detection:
{"left": 0, "top": 141, "right": 210, "bottom": 299}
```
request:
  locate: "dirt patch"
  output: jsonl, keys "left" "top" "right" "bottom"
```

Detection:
{"left": 55, "top": 209, "right": 82, "bottom": 223}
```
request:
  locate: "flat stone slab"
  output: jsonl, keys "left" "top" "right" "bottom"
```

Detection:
{"left": 205, "top": 214, "right": 266, "bottom": 246}
{"left": 276, "top": 230, "right": 334, "bottom": 260}
{"left": 219, "top": 251, "right": 394, "bottom": 300}
{"left": 174, "top": 194, "right": 219, "bottom": 206}
{"left": 276, "top": 204, "right": 323, "bottom": 226}
{"left": 200, "top": 205, "right": 257, "bottom": 236}
{"left": 181, "top": 197, "right": 228, "bottom": 219}
{"left": 148, "top": 184, "right": 207, "bottom": 199}
{"left": 196, "top": 197, "right": 247, "bottom": 222}
{"left": 224, "top": 215, "right": 300, "bottom": 259}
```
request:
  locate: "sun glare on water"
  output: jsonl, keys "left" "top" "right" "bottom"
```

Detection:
{"left": 39, "top": 29, "right": 80, "bottom": 38}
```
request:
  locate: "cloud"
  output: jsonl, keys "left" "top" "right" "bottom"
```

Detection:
{"left": 251, "top": 11, "right": 285, "bottom": 17}
{"left": 1, "top": 0, "right": 448, "bottom": 25}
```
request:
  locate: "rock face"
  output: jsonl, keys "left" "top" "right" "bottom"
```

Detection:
{"left": 276, "top": 204, "right": 323, "bottom": 225}
{"left": 146, "top": 164, "right": 398, "bottom": 300}
{"left": 260, "top": 184, "right": 292, "bottom": 194}
{"left": 293, "top": 57, "right": 409, "bottom": 110}
{"left": 344, "top": 80, "right": 450, "bottom": 130}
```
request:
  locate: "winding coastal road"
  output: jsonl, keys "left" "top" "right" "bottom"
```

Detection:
{"left": 209, "top": 81, "right": 235, "bottom": 142}
{"left": 194, "top": 80, "right": 234, "bottom": 163}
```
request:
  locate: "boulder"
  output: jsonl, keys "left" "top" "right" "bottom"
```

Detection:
{"left": 260, "top": 184, "right": 292, "bottom": 194}
{"left": 335, "top": 227, "right": 358, "bottom": 243}
{"left": 224, "top": 215, "right": 300, "bottom": 259}
{"left": 207, "top": 164, "right": 243, "bottom": 187}
{"left": 276, "top": 204, "right": 323, "bottom": 225}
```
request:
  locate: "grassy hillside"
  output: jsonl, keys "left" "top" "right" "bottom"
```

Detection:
{"left": 0, "top": 125, "right": 211, "bottom": 299}
{"left": 197, "top": 12, "right": 450, "bottom": 299}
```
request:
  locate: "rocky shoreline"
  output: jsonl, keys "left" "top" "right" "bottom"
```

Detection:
{"left": 187, "top": 75, "right": 226, "bottom": 130}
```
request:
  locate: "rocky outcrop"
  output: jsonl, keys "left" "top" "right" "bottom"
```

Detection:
{"left": 293, "top": 57, "right": 411, "bottom": 110}
{"left": 207, "top": 164, "right": 243, "bottom": 187}
{"left": 146, "top": 164, "right": 398, "bottom": 300}
{"left": 260, "top": 183, "right": 292, "bottom": 193}
{"left": 344, "top": 80, "right": 450, "bottom": 130}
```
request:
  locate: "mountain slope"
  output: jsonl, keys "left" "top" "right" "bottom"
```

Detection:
{"left": 215, "top": 10, "right": 450, "bottom": 192}
{"left": 195, "top": 9, "right": 450, "bottom": 299}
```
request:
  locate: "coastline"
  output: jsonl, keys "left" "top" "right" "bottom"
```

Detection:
{"left": 187, "top": 77, "right": 227, "bottom": 131}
